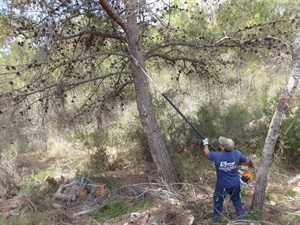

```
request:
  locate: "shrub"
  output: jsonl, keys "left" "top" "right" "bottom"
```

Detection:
{"left": 278, "top": 104, "right": 300, "bottom": 167}
{"left": 0, "top": 150, "right": 23, "bottom": 190}
{"left": 176, "top": 153, "right": 198, "bottom": 183}
{"left": 125, "top": 121, "right": 152, "bottom": 162}
{"left": 245, "top": 209, "right": 262, "bottom": 221}
{"left": 159, "top": 114, "right": 190, "bottom": 152}
{"left": 195, "top": 104, "right": 221, "bottom": 140}
{"left": 222, "top": 102, "right": 251, "bottom": 138}
{"left": 279, "top": 214, "right": 300, "bottom": 224}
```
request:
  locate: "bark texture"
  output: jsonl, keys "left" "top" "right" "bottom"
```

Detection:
{"left": 250, "top": 20, "right": 300, "bottom": 210}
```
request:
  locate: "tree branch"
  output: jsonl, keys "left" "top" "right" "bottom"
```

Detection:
{"left": 99, "top": 0, "right": 128, "bottom": 32}
{"left": 56, "top": 29, "right": 126, "bottom": 42}
{"left": 147, "top": 53, "right": 206, "bottom": 64}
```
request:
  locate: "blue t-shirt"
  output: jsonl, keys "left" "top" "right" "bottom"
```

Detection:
{"left": 207, "top": 150, "right": 248, "bottom": 188}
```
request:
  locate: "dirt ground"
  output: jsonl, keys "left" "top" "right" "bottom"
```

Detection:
{"left": 0, "top": 147, "right": 300, "bottom": 225}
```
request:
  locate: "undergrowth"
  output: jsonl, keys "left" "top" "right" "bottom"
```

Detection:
{"left": 91, "top": 198, "right": 150, "bottom": 222}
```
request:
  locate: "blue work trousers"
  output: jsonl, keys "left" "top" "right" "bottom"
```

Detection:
{"left": 213, "top": 185, "right": 244, "bottom": 222}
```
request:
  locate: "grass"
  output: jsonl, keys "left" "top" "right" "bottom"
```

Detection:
{"left": 245, "top": 209, "right": 262, "bottom": 221}
{"left": 285, "top": 189, "right": 297, "bottom": 198}
{"left": 91, "top": 198, "right": 150, "bottom": 222}
{"left": 0, "top": 210, "right": 52, "bottom": 225}
{"left": 279, "top": 213, "right": 300, "bottom": 224}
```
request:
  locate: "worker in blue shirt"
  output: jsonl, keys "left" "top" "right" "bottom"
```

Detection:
{"left": 202, "top": 136, "right": 253, "bottom": 223}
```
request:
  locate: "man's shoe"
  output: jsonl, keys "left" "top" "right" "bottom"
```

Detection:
{"left": 213, "top": 215, "right": 221, "bottom": 223}
{"left": 237, "top": 214, "right": 244, "bottom": 220}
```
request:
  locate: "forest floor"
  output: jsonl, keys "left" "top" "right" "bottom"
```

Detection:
{"left": 0, "top": 144, "right": 300, "bottom": 225}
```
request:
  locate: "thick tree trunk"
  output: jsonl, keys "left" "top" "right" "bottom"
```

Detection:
{"left": 123, "top": 0, "right": 180, "bottom": 186}
{"left": 99, "top": 0, "right": 180, "bottom": 187}
{"left": 130, "top": 55, "right": 180, "bottom": 186}
{"left": 250, "top": 20, "right": 300, "bottom": 210}
{"left": 125, "top": 0, "right": 178, "bottom": 185}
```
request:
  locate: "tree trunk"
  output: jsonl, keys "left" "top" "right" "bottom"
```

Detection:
{"left": 99, "top": 0, "right": 180, "bottom": 186}
{"left": 250, "top": 20, "right": 300, "bottom": 210}
{"left": 124, "top": 0, "right": 179, "bottom": 187}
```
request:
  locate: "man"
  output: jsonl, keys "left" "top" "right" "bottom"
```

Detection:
{"left": 202, "top": 136, "right": 253, "bottom": 223}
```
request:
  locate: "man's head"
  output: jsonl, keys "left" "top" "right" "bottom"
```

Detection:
{"left": 218, "top": 136, "right": 235, "bottom": 151}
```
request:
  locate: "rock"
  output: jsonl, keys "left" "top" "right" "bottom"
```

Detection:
{"left": 269, "top": 201, "right": 276, "bottom": 206}
{"left": 51, "top": 203, "right": 63, "bottom": 209}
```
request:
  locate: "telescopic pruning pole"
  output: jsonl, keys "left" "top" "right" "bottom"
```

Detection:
{"left": 131, "top": 55, "right": 217, "bottom": 152}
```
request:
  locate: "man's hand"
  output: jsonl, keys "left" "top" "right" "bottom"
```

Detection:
{"left": 241, "top": 159, "right": 254, "bottom": 168}
{"left": 202, "top": 138, "right": 209, "bottom": 146}
{"left": 248, "top": 160, "right": 254, "bottom": 168}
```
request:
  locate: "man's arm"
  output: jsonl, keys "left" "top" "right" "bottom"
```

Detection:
{"left": 202, "top": 138, "right": 210, "bottom": 157}
{"left": 239, "top": 159, "right": 254, "bottom": 168}
{"left": 203, "top": 144, "right": 210, "bottom": 157}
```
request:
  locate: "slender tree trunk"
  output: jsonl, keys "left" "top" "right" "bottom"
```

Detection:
{"left": 250, "top": 19, "right": 300, "bottom": 210}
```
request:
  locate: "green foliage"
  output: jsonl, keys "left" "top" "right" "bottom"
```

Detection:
{"left": 33, "top": 169, "right": 55, "bottom": 182}
{"left": 265, "top": 188, "right": 276, "bottom": 201}
{"left": 159, "top": 114, "right": 190, "bottom": 152}
{"left": 69, "top": 127, "right": 115, "bottom": 173}
{"left": 223, "top": 102, "right": 250, "bottom": 137}
{"left": 75, "top": 167, "right": 118, "bottom": 189}
{"left": 125, "top": 119, "right": 152, "bottom": 162}
{"left": 279, "top": 213, "right": 300, "bottom": 224}
{"left": 150, "top": 89, "right": 191, "bottom": 153}
{"left": 281, "top": 116, "right": 300, "bottom": 153}
{"left": 71, "top": 127, "right": 108, "bottom": 150}
{"left": 195, "top": 104, "right": 221, "bottom": 139}
{"left": 245, "top": 209, "right": 262, "bottom": 221}
{"left": 77, "top": 154, "right": 108, "bottom": 179}
{"left": 21, "top": 179, "right": 51, "bottom": 198}
{"left": 91, "top": 198, "right": 150, "bottom": 222}
{"left": 176, "top": 153, "right": 198, "bottom": 183}
{"left": 20, "top": 170, "right": 59, "bottom": 196}
{"left": 285, "top": 189, "right": 297, "bottom": 198}
{"left": 194, "top": 100, "right": 265, "bottom": 150}
{"left": 273, "top": 94, "right": 300, "bottom": 165}
{"left": 88, "top": 146, "right": 110, "bottom": 171}
{"left": 0, "top": 149, "right": 23, "bottom": 190}
{"left": 161, "top": 0, "right": 210, "bottom": 39}
{"left": 108, "top": 152, "right": 126, "bottom": 171}
{"left": 0, "top": 210, "right": 52, "bottom": 225}
{"left": 245, "top": 103, "right": 271, "bottom": 152}
{"left": 127, "top": 199, "right": 150, "bottom": 213}
{"left": 92, "top": 198, "right": 126, "bottom": 222}
{"left": 217, "top": 0, "right": 285, "bottom": 31}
